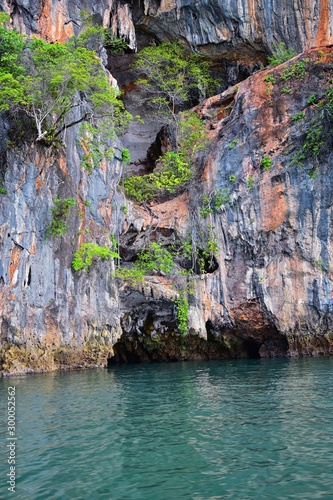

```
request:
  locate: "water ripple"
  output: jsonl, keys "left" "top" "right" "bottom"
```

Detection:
{"left": 1, "top": 358, "right": 333, "bottom": 499}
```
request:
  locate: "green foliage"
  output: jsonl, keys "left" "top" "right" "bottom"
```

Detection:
{"left": 109, "top": 233, "right": 118, "bottom": 253}
{"left": 121, "top": 148, "right": 131, "bottom": 163}
{"left": 307, "top": 94, "right": 318, "bottom": 105}
{"left": 200, "top": 225, "right": 218, "bottom": 272}
{"left": 281, "top": 87, "right": 292, "bottom": 94}
{"left": 229, "top": 175, "right": 236, "bottom": 182}
{"left": 117, "top": 225, "right": 218, "bottom": 290}
{"left": 0, "top": 177, "right": 6, "bottom": 195}
{"left": 247, "top": 175, "right": 254, "bottom": 189}
{"left": 290, "top": 150, "right": 306, "bottom": 167}
{"left": 0, "top": 14, "right": 25, "bottom": 77}
{"left": 215, "top": 188, "right": 229, "bottom": 207}
{"left": 303, "top": 125, "right": 324, "bottom": 158}
{"left": 309, "top": 168, "right": 319, "bottom": 179}
{"left": 199, "top": 189, "right": 228, "bottom": 217}
{"left": 124, "top": 151, "right": 191, "bottom": 202}
{"left": 178, "top": 224, "right": 219, "bottom": 275}
{"left": 260, "top": 157, "right": 273, "bottom": 171}
{"left": 292, "top": 112, "right": 306, "bottom": 122}
{"left": 289, "top": 82, "right": 333, "bottom": 169}
{"left": 178, "top": 237, "right": 193, "bottom": 261}
{"left": 124, "top": 111, "right": 207, "bottom": 202}
{"left": 74, "top": 14, "right": 128, "bottom": 54}
{"left": 46, "top": 198, "right": 76, "bottom": 238}
{"left": 137, "top": 242, "right": 175, "bottom": 274}
{"left": 80, "top": 122, "right": 120, "bottom": 173}
{"left": 174, "top": 292, "right": 189, "bottom": 336}
{"left": 0, "top": 14, "right": 26, "bottom": 112}
{"left": 0, "top": 18, "right": 131, "bottom": 142}
{"left": 263, "top": 74, "right": 276, "bottom": 95}
{"left": 289, "top": 108, "right": 326, "bottom": 171}
{"left": 280, "top": 59, "right": 309, "bottom": 82}
{"left": 263, "top": 75, "right": 277, "bottom": 84}
{"left": 228, "top": 139, "right": 239, "bottom": 150}
{"left": 200, "top": 195, "right": 213, "bottom": 217}
{"left": 268, "top": 43, "right": 297, "bottom": 67}
{"left": 314, "top": 258, "right": 329, "bottom": 272}
{"left": 115, "top": 242, "right": 175, "bottom": 284}
{"left": 178, "top": 110, "right": 209, "bottom": 158}
{"left": 114, "top": 266, "right": 145, "bottom": 285}
{"left": 105, "top": 37, "right": 128, "bottom": 54}
{"left": 135, "top": 41, "right": 215, "bottom": 129}
{"left": 72, "top": 243, "right": 119, "bottom": 271}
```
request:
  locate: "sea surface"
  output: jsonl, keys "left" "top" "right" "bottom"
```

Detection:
{"left": 1, "top": 357, "right": 333, "bottom": 499}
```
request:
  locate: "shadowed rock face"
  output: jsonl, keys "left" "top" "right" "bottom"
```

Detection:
{"left": 130, "top": 0, "right": 333, "bottom": 58}
{"left": 1, "top": 0, "right": 331, "bottom": 56}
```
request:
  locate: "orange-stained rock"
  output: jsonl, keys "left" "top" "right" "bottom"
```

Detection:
{"left": 8, "top": 246, "right": 21, "bottom": 285}
{"left": 260, "top": 174, "right": 287, "bottom": 232}
{"left": 2, "top": 3, "right": 333, "bottom": 373}
{"left": 39, "top": 0, "right": 74, "bottom": 42}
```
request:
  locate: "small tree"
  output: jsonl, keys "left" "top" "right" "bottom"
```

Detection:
{"left": 135, "top": 42, "right": 214, "bottom": 135}
{"left": 0, "top": 13, "right": 131, "bottom": 143}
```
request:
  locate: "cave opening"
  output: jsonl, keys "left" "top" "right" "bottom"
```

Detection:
{"left": 206, "top": 320, "right": 215, "bottom": 341}
{"left": 108, "top": 342, "right": 143, "bottom": 365}
{"left": 27, "top": 266, "right": 31, "bottom": 286}
{"left": 244, "top": 339, "right": 261, "bottom": 359}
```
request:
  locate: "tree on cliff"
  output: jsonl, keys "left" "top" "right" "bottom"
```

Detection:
{"left": 0, "top": 13, "right": 26, "bottom": 109}
{"left": 135, "top": 42, "right": 214, "bottom": 136}
{"left": 0, "top": 13, "right": 131, "bottom": 143}
{"left": 123, "top": 42, "right": 213, "bottom": 202}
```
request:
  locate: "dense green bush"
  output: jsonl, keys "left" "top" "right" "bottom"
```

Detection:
{"left": 124, "top": 151, "right": 191, "bottom": 202}
{"left": 268, "top": 43, "right": 297, "bottom": 67}
{"left": 72, "top": 243, "right": 119, "bottom": 271}
{"left": 124, "top": 111, "right": 207, "bottom": 202}
{"left": 174, "top": 293, "right": 189, "bottom": 337}
{"left": 0, "top": 13, "right": 131, "bottom": 143}
{"left": 45, "top": 198, "right": 76, "bottom": 238}
{"left": 260, "top": 157, "right": 273, "bottom": 171}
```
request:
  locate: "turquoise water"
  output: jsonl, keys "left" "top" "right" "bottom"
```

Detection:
{"left": 1, "top": 357, "right": 333, "bottom": 499}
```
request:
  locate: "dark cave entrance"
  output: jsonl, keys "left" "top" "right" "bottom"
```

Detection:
{"left": 244, "top": 339, "right": 261, "bottom": 359}
{"left": 107, "top": 342, "right": 143, "bottom": 365}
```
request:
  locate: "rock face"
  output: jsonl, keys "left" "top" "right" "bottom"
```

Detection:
{"left": 0, "top": 114, "right": 126, "bottom": 373}
{"left": 192, "top": 47, "right": 333, "bottom": 358}
{"left": 0, "top": 0, "right": 136, "bottom": 46}
{"left": 110, "top": 47, "right": 333, "bottom": 362}
{"left": 2, "top": 0, "right": 331, "bottom": 57}
{"left": 130, "top": 0, "right": 333, "bottom": 58}
{"left": 1, "top": 1, "right": 333, "bottom": 374}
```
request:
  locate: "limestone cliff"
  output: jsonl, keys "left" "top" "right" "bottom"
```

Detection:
{"left": 1, "top": 0, "right": 333, "bottom": 374}
{"left": 131, "top": 0, "right": 333, "bottom": 50}
{"left": 131, "top": 0, "right": 333, "bottom": 82}
{"left": 111, "top": 47, "right": 333, "bottom": 362}
{"left": 0, "top": 112, "right": 128, "bottom": 373}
